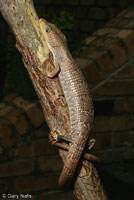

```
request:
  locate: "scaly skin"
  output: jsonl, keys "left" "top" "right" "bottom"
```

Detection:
{"left": 39, "top": 18, "right": 94, "bottom": 185}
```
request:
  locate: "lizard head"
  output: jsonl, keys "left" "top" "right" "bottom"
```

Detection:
{"left": 39, "top": 18, "right": 66, "bottom": 53}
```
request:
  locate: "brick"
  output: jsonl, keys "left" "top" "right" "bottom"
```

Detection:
{"left": 75, "top": 7, "right": 88, "bottom": 19}
{"left": 114, "top": 0, "right": 130, "bottom": 6}
{"left": 0, "top": 182, "right": 9, "bottom": 194}
{"left": 92, "top": 134, "right": 112, "bottom": 150}
{"left": 76, "top": 57, "right": 91, "bottom": 70}
{"left": 15, "top": 174, "right": 59, "bottom": 193}
{"left": 123, "top": 146, "right": 134, "bottom": 160}
{"left": 119, "top": 7, "right": 134, "bottom": 18}
{"left": 76, "top": 58, "right": 101, "bottom": 85}
{"left": 43, "top": 0, "right": 79, "bottom": 5}
{"left": 3, "top": 93, "right": 17, "bottom": 102}
{"left": 101, "top": 38, "right": 116, "bottom": 49}
{"left": 120, "top": 30, "right": 134, "bottom": 52}
{"left": 93, "top": 80, "right": 134, "bottom": 97}
{"left": 80, "top": 20, "right": 96, "bottom": 32}
{"left": 0, "top": 103, "right": 6, "bottom": 110}
{"left": 112, "top": 132, "right": 134, "bottom": 148}
{"left": 6, "top": 109, "right": 29, "bottom": 135}
{"left": 109, "top": 8, "right": 118, "bottom": 19}
{"left": 79, "top": 0, "right": 95, "bottom": 5}
{"left": 36, "top": 0, "right": 61, "bottom": 5}
{"left": 13, "top": 96, "right": 32, "bottom": 110}
{"left": 114, "top": 62, "right": 134, "bottom": 79}
{"left": 90, "top": 49, "right": 109, "bottom": 60}
{"left": 74, "top": 46, "right": 91, "bottom": 58}
{"left": 97, "top": 51, "right": 117, "bottom": 73}
{"left": 15, "top": 138, "right": 58, "bottom": 157}
{"left": 38, "top": 156, "right": 62, "bottom": 172}
{"left": 13, "top": 97, "right": 44, "bottom": 127}
{"left": 107, "top": 17, "right": 128, "bottom": 28}
{"left": 77, "top": 47, "right": 108, "bottom": 61}
{"left": 35, "top": 125, "right": 49, "bottom": 138}
{"left": 94, "top": 27, "right": 119, "bottom": 36}
{"left": 72, "top": 20, "right": 80, "bottom": 31}
{"left": 117, "top": 9, "right": 127, "bottom": 17}
{"left": 88, "top": 8, "right": 106, "bottom": 20}
{"left": 84, "top": 61, "right": 102, "bottom": 85}
{"left": 39, "top": 191, "right": 75, "bottom": 200}
{"left": 15, "top": 114, "right": 29, "bottom": 135}
{"left": 89, "top": 38, "right": 104, "bottom": 47}
{"left": 96, "top": 21, "right": 107, "bottom": 30}
{"left": 125, "top": 20, "right": 134, "bottom": 29}
{"left": 84, "top": 36, "right": 96, "bottom": 45}
{"left": 0, "top": 159, "right": 34, "bottom": 177}
{"left": 0, "top": 146, "right": 4, "bottom": 154}
{"left": 96, "top": 0, "right": 115, "bottom": 6}
{"left": 116, "top": 29, "right": 132, "bottom": 39}
{"left": 93, "top": 38, "right": 115, "bottom": 51}
{"left": 94, "top": 149, "right": 113, "bottom": 163}
{"left": 92, "top": 114, "right": 134, "bottom": 133}
{"left": 114, "top": 97, "right": 134, "bottom": 113}
{"left": 109, "top": 43, "right": 129, "bottom": 65}
{"left": 105, "top": 16, "right": 119, "bottom": 27}
{"left": 60, "top": 0, "right": 79, "bottom": 5}
{"left": 95, "top": 148, "right": 127, "bottom": 163}
{"left": 0, "top": 121, "right": 19, "bottom": 147}
{"left": 26, "top": 105, "right": 44, "bottom": 126}
{"left": 0, "top": 105, "right": 13, "bottom": 117}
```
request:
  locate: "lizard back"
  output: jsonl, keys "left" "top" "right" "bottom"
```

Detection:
{"left": 59, "top": 63, "right": 94, "bottom": 185}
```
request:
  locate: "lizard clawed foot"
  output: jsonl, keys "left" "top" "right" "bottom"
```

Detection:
{"left": 49, "top": 131, "right": 59, "bottom": 145}
{"left": 87, "top": 139, "right": 96, "bottom": 151}
{"left": 49, "top": 131, "right": 72, "bottom": 145}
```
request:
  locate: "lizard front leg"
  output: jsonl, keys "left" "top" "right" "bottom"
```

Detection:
{"left": 40, "top": 52, "right": 60, "bottom": 78}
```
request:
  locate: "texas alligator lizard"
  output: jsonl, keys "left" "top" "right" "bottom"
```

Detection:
{"left": 39, "top": 18, "right": 94, "bottom": 185}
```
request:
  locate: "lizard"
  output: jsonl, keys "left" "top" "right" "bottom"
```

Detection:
{"left": 39, "top": 18, "right": 94, "bottom": 186}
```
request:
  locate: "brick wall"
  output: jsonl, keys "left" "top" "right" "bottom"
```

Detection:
{"left": 0, "top": 5, "right": 134, "bottom": 200}
{"left": 35, "top": 0, "right": 133, "bottom": 43}
{"left": 74, "top": 6, "right": 134, "bottom": 162}
{"left": 0, "top": 94, "right": 75, "bottom": 199}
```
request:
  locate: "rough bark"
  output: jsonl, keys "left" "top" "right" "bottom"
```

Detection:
{"left": 0, "top": 1, "right": 107, "bottom": 199}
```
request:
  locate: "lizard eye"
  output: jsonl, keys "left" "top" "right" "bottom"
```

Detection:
{"left": 46, "top": 28, "right": 51, "bottom": 33}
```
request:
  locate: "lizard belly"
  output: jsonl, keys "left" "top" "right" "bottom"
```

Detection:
{"left": 58, "top": 66, "right": 93, "bottom": 185}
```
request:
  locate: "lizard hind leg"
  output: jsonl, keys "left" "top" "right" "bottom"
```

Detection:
{"left": 49, "top": 131, "right": 59, "bottom": 145}
{"left": 49, "top": 131, "right": 72, "bottom": 145}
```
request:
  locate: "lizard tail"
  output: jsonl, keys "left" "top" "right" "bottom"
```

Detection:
{"left": 59, "top": 136, "right": 86, "bottom": 186}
